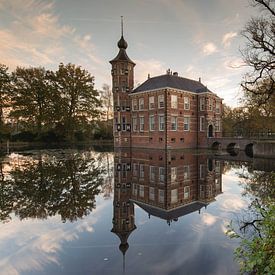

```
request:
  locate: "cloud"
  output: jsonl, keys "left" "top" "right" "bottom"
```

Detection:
{"left": 134, "top": 58, "right": 166, "bottom": 87}
{"left": 202, "top": 42, "right": 218, "bottom": 56}
{"left": 0, "top": 0, "right": 102, "bottom": 73}
{"left": 222, "top": 32, "right": 237, "bottom": 48}
{"left": 201, "top": 213, "right": 218, "bottom": 226}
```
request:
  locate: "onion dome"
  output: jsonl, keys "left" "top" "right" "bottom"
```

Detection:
{"left": 117, "top": 36, "right": 128, "bottom": 49}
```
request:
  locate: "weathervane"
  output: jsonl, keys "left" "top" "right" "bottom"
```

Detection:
{"left": 121, "top": 16, "right": 124, "bottom": 36}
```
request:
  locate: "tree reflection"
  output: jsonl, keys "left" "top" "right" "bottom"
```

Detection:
{"left": 0, "top": 152, "right": 105, "bottom": 223}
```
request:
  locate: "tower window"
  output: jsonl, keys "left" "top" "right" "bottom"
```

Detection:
{"left": 149, "top": 115, "right": 155, "bottom": 131}
{"left": 139, "top": 116, "right": 144, "bottom": 131}
{"left": 149, "top": 96, "right": 155, "bottom": 109}
{"left": 159, "top": 115, "right": 165, "bottom": 131}
{"left": 184, "top": 117, "right": 190, "bottom": 131}
{"left": 171, "top": 116, "right": 177, "bottom": 131}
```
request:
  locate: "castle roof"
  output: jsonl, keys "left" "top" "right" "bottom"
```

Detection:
{"left": 132, "top": 74, "right": 213, "bottom": 94}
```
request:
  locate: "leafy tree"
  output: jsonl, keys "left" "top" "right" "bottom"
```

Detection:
{"left": 241, "top": 0, "right": 275, "bottom": 104}
{"left": 0, "top": 151, "right": 105, "bottom": 223}
{"left": 10, "top": 67, "right": 55, "bottom": 135}
{"left": 99, "top": 84, "right": 113, "bottom": 122}
{"left": 51, "top": 63, "right": 101, "bottom": 141}
{"left": 0, "top": 64, "right": 11, "bottom": 137}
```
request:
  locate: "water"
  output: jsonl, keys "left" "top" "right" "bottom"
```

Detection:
{"left": 0, "top": 148, "right": 274, "bottom": 275}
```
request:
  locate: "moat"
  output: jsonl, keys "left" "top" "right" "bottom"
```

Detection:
{"left": 0, "top": 147, "right": 274, "bottom": 275}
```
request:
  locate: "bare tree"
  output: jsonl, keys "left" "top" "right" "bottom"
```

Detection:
{"left": 241, "top": 0, "right": 275, "bottom": 104}
{"left": 100, "top": 84, "right": 113, "bottom": 122}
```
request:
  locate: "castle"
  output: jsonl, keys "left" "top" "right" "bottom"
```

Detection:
{"left": 110, "top": 21, "right": 223, "bottom": 149}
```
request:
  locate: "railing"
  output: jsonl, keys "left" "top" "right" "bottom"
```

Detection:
{"left": 221, "top": 132, "right": 275, "bottom": 140}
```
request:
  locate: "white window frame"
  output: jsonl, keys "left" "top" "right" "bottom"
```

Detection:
{"left": 149, "top": 115, "right": 155, "bottom": 131}
{"left": 132, "top": 117, "right": 138, "bottom": 132}
{"left": 200, "top": 116, "right": 205, "bottom": 132}
{"left": 171, "top": 189, "right": 178, "bottom": 203}
{"left": 171, "top": 167, "right": 177, "bottom": 183}
{"left": 159, "top": 189, "right": 164, "bottom": 203}
{"left": 215, "top": 119, "right": 221, "bottom": 132}
{"left": 139, "top": 185, "right": 144, "bottom": 197}
{"left": 171, "top": 95, "right": 178, "bottom": 109}
{"left": 200, "top": 97, "right": 205, "bottom": 111}
{"left": 149, "top": 187, "right": 155, "bottom": 201}
{"left": 171, "top": 116, "right": 177, "bottom": 131}
{"left": 150, "top": 166, "right": 155, "bottom": 182}
{"left": 184, "top": 97, "right": 190, "bottom": 110}
{"left": 149, "top": 96, "right": 155, "bottom": 110}
{"left": 139, "top": 98, "right": 144, "bottom": 110}
{"left": 140, "top": 164, "right": 145, "bottom": 179}
{"left": 158, "top": 94, "right": 164, "bottom": 108}
{"left": 132, "top": 99, "right": 138, "bottom": 111}
{"left": 159, "top": 167, "right": 165, "bottom": 183}
{"left": 184, "top": 186, "right": 190, "bottom": 199}
{"left": 184, "top": 116, "right": 190, "bottom": 131}
{"left": 139, "top": 116, "right": 144, "bottom": 132}
{"left": 159, "top": 115, "right": 165, "bottom": 131}
{"left": 183, "top": 165, "right": 190, "bottom": 180}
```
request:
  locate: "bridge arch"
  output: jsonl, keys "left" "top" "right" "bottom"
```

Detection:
{"left": 227, "top": 143, "right": 240, "bottom": 156}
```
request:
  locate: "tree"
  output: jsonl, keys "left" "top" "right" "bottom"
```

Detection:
{"left": 10, "top": 67, "right": 55, "bottom": 135}
{"left": 0, "top": 64, "right": 11, "bottom": 137}
{"left": 99, "top": 84, "right": 113, "bottom": 122}
{"left": 241, "top": 0, "right": 275, "bottom": 104}
{"left": 51, "top": 63, "right": 101, "bottom": 141}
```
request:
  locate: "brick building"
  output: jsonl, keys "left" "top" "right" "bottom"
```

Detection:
{"left": 111, "top": 148, "right": 223, "bottom": 256}
{"left": 110, "top": 27, "right": 223, "bottom": 149}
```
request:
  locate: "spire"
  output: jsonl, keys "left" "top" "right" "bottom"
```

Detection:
{"left": 121, "top": 16, "right": 124, "bottom": 36}
{"left": 117, "top": 16, "right": 128, "bottom": 49}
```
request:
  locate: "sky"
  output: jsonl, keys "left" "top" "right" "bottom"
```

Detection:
{"left": 0, "top": 0, "right": 259, "bottom": 107}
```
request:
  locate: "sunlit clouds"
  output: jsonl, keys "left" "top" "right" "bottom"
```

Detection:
{"left": 222, "top": 32, "right": 238, "bottom": 48}
{"left": 202, "top": 42, "right": 218, "bottom": 56}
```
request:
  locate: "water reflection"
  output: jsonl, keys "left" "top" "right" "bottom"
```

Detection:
{"left": 112, "top": 149, "right": 224, "bottom": 257}
{"left": 0, "top": 151, "right": 105, "bottom": 223}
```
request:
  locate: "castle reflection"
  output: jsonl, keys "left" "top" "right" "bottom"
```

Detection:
{"left": 111, "top": 149, "right": 223, "bottom": 257}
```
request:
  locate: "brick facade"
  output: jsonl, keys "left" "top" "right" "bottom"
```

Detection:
{"left": 110, "top": 34, "right": 223, "bottom": 149}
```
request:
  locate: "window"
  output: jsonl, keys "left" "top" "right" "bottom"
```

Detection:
{"left": 139, "top": 185, "right": 144, "bottom": 197}
{"left": 149, "top": 187, "right": 155, "bottom": 201}
{"left": 140, "top": 116, "right": 144, "bottom": 131}
{"left": 171, "top": 95, "right": 177, "bottom": 108}
{"left": 132, "top": 99, "right": 138, "bottom": 110}
{"left": 200, "top": 164, "right": 205, "bottom": 179}
{"left": 159, "top": 167, "right": 165, "bottom": 182}
{"left": 132, "top": 184, "right": 138, "bottom": 196}
{"left": 139, "top": 98, "right": 144, "bottom": 110}
{"left": 184, "top": 117, "right": 190, "bottom": 131}
{"left": 209, "top": 98, "right": 213, "bottom": 111}
{"left": 184, "top": 97, "right": 190, "bottom": 110}
{"left": 150, "top": 166, "right": 155, "bottom": 182}
{"left": 184, "top": 186, "right": 190, "bottom": 199}
{"left": 132, "top": 117, "right": 138, "bottom": 132}
{"left": 159, "top": 189, "right": 164, "bottom": 203}
{"left": 159, "top": 115, "right": 165, "bottom": 131}
{"left": 171, "top": 167, "right": 177, "bottom": 183}
{"left": 216, "top": 102, "right": 220, "bottom": 113}
{"left": 149, "top": 96, "right": 155, "bottom": 109}
{"left": 215, "top": 119, "right": 221, "bottom": 132}
{"left": 149, "top": 115, "right": 155, "bottom": 131}
{"left": 200, "top": 97, "right": 205, "bottom": 111}
{"left": 133, "top": 163, "right": 138, "bottom": 177}
{"left": 158, "top": 94, "right": 164, "bottom": 108}
{"left": 200, "top": 116, "right": 205, "bottom": 131}
{"left": 183, "top": 165, "right": 190, "bottom": 180}
{"left": 140, "top": 164, "right": 145, "bottom": 178}
{"left": 171, "top": 189, "right": 178, "bottom": 203}
{"left": 122, "top": 117, "right": 126, "bottom": 131}
{"left": 171, "top": 116, "right": 177, "bottom": 131}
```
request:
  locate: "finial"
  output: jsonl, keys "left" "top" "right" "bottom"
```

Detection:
{"left": 121, "top": 16, "right": 124, "bottom": 36}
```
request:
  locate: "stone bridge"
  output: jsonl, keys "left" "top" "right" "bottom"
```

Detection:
{"left": 207, "top": 137, "right": 275, "bottom": 159}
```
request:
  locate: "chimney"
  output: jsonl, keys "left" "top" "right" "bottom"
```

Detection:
{"left": 199, "top": 77, "right": 201, "bottom": 83}
{"left": 173, "top": 72, "right": 178, "bottom": 76}
{"left": 148, "top": 73, "right": 150, "bottom": 79}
